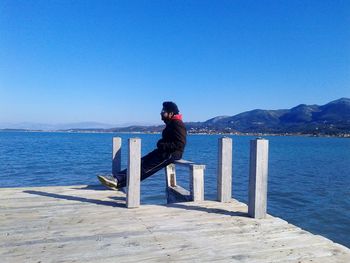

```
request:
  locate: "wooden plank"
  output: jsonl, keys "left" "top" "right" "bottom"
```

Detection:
{"left": 0, "top": 185, "right": 349, "bottom": 263}
{"left": 126, "top": 138, "right": 141, "bottom": 208}
{"left": 174, "top": 159, "right": 195, "bottom": 166}
{"left": 167, "top": 186, "right": 191, "bottom": 203}
{"left": 217, "top": 137, "right": 233, "bottom": 202}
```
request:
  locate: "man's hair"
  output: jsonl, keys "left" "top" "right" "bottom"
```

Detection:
{"left": 163, "top": 101, "right": 179, "bottom": 114}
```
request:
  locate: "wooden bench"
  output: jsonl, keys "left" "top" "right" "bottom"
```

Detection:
{"left": 165, "top": 159, "right": 205, "bottom": 203}
{"left": 112, "top": 137, "right": 205, "bottom": 207}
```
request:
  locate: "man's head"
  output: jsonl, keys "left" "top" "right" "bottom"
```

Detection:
{"left": 161, "top": 101, "right": 179, "bottom": 123}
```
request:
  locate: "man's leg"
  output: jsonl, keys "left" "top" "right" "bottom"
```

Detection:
{"left": 116, "top": 149, "right": 174, "bottom": 188}
{"left": 140, "top": 149, "right": 174, "bottom": 181}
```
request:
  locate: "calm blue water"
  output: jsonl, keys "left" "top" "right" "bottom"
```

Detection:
{"left": 0, "top": 132, "right": 349, "bottom": 248}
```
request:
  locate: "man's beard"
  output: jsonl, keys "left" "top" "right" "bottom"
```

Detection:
{"left": 161, "top": 116, "right": 169, "bottom": 124}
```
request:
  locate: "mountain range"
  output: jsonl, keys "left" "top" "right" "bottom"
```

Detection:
{"left": 105, "top": 98, "right": 350, "bottom": 136}
{"left": 1, "top": 98, "right": 349, "bottom": 136}
{"left": 186, "top": 97, "right": 350, "bottom": 135}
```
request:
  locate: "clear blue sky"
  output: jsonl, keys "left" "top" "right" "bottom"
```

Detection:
{"left": 1, "top": 0, "right": 349, "bottom": 125}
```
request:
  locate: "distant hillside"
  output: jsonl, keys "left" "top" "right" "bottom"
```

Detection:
{"left": 0, "top": 122, "right": 117, "bottom": 130}
{"left": 102, "top": 98, "right": 350, "bottom": 136}
{"left": 186, "top": 98, "right": 350, "bottom": 135}
{"left": 2, "top": 98, "right": 349, "bottom": 136}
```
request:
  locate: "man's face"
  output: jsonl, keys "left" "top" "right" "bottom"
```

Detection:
{"left": 161, "top": 108, "right": 174, "bottom": 122}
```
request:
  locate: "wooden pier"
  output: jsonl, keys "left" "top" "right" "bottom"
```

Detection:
{"left": 1, "top": 185, "right": 349, "bottom": 263}
{"left": 1, "top": 137, "right": 349, "bottom": 262}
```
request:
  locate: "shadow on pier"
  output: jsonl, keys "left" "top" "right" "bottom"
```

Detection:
{"left": 167, "top": 202, "right": 249, "bottom": 218}
{"left": 24, "top": 190, "right": 126, "bottom": 208}
{"left": 72, "top": 184, "right": 108, "bottom": 191}
{"left": 24, "top": 189, "right": 248, "bottom": 218}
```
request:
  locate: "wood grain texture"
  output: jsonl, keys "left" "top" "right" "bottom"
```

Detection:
{"left": 1, "top": 185, "right": 349, "bottom": 263}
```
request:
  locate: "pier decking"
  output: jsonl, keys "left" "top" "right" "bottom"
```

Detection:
{"left": 1, "top": 185, "right": 349, "bottom": 263}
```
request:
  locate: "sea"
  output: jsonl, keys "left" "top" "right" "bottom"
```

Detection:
{"left": 0, "top": 131, "right": 349, "bottom": 248}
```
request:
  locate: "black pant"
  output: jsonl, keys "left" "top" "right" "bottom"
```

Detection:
{"left": 114, "top": 149, "right": 177, "bottom": 188}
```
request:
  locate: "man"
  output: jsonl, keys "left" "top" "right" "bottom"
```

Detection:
{"left": 97, "top": 101, "right": 186, "bottom": 189}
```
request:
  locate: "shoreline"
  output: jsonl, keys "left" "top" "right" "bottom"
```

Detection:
{"left": 1, "top": 129, "right": 349, "bottom": 138}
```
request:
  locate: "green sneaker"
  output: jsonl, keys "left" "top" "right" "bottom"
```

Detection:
{"left": 97, "top": 175, "right": 119, "bottom": 190}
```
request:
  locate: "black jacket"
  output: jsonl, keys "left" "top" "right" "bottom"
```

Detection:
{"left": 156, "top": 117, "right": 186, "bottom": 160}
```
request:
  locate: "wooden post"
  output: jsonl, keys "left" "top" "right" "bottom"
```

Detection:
{"left": 217, "top": 137, "right": 233, "bottom": 202}
{"left": 112, "top": 137, "right": 122, "bottom": 176}
{"left": 126, "top": 138, "right": 141, "bottom": 208}
{"left": 190, "top": 165, "right": 205, "bottom": 202}
{"left": 165, "top": 164, "right": 176, "bottom": 187}
{"left": 248, "top": 138, "right": 269, "bottom": 219}
{"left": 165, "top": 164, "right": 176, "bottom": 203}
